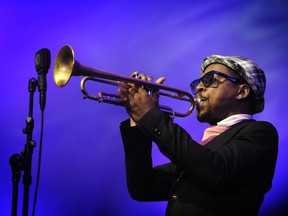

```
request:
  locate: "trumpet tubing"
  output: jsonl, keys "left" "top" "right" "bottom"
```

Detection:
{"left": 53, "top": 45, "right": 197, "bottom": 117}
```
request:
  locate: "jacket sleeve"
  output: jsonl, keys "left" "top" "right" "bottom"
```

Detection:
{"left": 120, "top": 119, "right": 178, "bottom": 201}
{"left": 135, "top": 108, "right": 278, "bottom": 191}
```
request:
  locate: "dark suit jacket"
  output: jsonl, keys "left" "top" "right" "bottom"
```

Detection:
{"left": 120, "top": 108, "right": 278, "bottom": 216}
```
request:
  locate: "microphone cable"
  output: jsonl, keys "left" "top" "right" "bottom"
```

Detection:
{"left": 32, "top": 110, "right": 45, "bottom": 216}
{"left": 31, "top": 47, "right": 50, "bottom": 216}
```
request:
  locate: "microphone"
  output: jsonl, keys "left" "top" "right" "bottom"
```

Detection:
{"left": 35, "top": 48, "right": 51, "bottom": 111}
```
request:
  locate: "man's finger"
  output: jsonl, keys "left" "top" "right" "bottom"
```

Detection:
{"left": 155, "top": 77, "right": 166, "bottom": 84}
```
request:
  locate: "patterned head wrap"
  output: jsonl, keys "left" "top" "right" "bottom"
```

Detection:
{"left": 201, "top": 55, "right": 266, "bottom": 114}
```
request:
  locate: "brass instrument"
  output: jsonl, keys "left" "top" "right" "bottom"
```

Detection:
{"left": 53, "top": 45, "right": 198, "bottom": 117}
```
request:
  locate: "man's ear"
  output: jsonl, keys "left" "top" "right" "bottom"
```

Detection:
{"left": 235, "top": 84, "right": 250, "bottom": 100}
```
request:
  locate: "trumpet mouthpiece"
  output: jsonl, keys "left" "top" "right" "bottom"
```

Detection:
{"left": 194, "top": 98, "right": 200, "bottom": 105}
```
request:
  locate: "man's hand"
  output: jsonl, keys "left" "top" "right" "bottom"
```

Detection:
{"left": 118, "top": 71, "right": 165, "bottom": 125}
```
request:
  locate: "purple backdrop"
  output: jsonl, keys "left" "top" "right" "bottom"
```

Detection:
{"left": 1, "top": 0, "right": 287, "bottom": 215}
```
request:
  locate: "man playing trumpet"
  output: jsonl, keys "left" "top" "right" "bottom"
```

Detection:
{"left": 118, "top": 55, "right": 278, "bottom": 216}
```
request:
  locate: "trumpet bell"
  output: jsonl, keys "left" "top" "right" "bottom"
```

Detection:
{"left": 53, "top": 45, "right": 75, "bottom": 87}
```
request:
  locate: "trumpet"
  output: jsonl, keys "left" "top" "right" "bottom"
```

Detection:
{"left": 53, "top": 45, "right": 198, "bottom": 117}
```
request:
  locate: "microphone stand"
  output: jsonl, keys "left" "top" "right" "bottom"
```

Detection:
{"left": 10, "top": 78, "right": 38, "bottom": 216}
{"left": 9, "top": 48, "right": 50, "bottom": 216}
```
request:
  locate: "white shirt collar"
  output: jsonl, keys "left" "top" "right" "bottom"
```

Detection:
{"left": 217, "top": 114, "right": 253, "bottom": 127}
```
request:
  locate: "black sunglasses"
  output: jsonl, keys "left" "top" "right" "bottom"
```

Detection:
{"left": 190, "top": 70, "right": 239, "bottom": 95}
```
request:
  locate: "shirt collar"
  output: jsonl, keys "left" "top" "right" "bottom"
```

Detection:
{"left": 217, "top": 114, "right": 253, "bottom": 127}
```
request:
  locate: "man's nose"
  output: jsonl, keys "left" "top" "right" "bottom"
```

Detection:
{"left": 195, "top": 81, "right": 205, "bottom": 94}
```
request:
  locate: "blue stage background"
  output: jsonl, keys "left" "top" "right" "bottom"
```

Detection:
{"left": 1, "top": 0, "right": 287, "bottom": 215}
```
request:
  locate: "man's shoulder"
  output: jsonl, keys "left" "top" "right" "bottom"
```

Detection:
{"left": 234, "top": 120, "right": 278, "bottom": 134}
